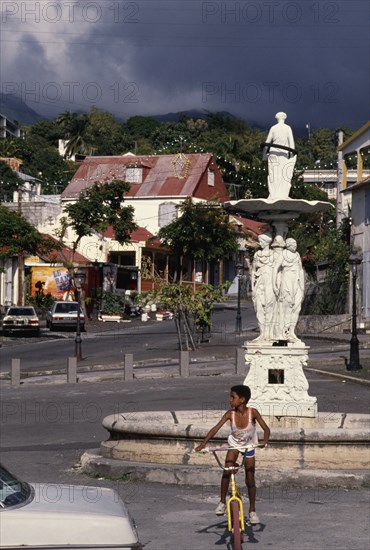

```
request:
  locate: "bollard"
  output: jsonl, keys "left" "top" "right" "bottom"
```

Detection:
{"left": 236, "top": 347, "right": 245, "bottom": 375}
{"left": 180, "top": 350, "right": 189, "bottom": 378}
{"left": 11, "top": 358, "right": 20, "bottom": 388}
{"left": 124, "top": 353, "right": 134, "bottom": 380}
{"left": 67, "top": 357, "right": 77, "bottom": 384}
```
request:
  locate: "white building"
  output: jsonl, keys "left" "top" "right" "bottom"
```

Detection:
{"left": 338, "top": 122, "right": 370, "bottom": 326}
{"left": 0, "top": 113, "right": 23, "bottom": 138}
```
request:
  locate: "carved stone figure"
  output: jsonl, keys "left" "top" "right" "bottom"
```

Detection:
{"left": 263, "top": 112, "right": 297, "bottom": 200}
{"left": 273, "top": 238, "right": 304, "bottom": 342}
{"left": 251, "top": 233, "right": 276, "bottom": 341}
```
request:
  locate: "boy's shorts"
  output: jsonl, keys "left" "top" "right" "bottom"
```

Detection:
{"left": 244, "top": 449, "right": 255, "bottom": 457}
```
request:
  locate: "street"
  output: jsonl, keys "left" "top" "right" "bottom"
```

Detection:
{"left": 1, "top": 374, "right": 370, "bottom": 550}
{"left": 1, "top": 302, "right": 369, "bottom": 549}
{"left": 1, "top": 303, "right": 367, "bottom": 375}
{"left": 0, "top": 304, "right": 258, "bottom": 373}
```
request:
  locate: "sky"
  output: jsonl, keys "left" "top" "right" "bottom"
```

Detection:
{"left": 0, "top": 0, "right": 369, "bottom": 132}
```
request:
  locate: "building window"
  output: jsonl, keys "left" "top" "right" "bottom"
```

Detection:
{"left": 159, "top": 202, "right": 177, "bottom": 227}
{"left": 324, "top": 183, "right": 335, "bottom": 198}
{"left": 208, "top": 168, "right": 215, "bottom": 186}
{"left": 126, "top": 165, "right": 142, "bottom": 183}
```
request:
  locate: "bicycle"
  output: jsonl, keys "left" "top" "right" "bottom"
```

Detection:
{"left": 197, "top": 443, "right": 265, "bottom": 550}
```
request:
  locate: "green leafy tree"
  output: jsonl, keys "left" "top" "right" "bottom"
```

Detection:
{"left": 0, "top": 135, "right": 74, "bottom": 194}
{"left": 26, "top": 120, "right": 62, "bottom": 147}
{"left": 56, "top": 179, "right": 137, "bottom": 265}
{"left": 85, "top": 108, "right": 121, "bottom": 155}
{"left": 302, "top": 218, "right": 351, "bottom": 315}
{"left": 0, "top": 138, "right": 22, "bottom": 157}
{"left": 56, "top": 111, "right": 94, "bottom": 158}
{"left": 0, "top": 161, "right": 23, "bottom": 202}
{"left": 0, "top": 205, "right": 50, "bottom": 265}
{"left": 138, "top": 275, "right": 229, "bottom": 350}
{"left": 157, "top": 197, "right": 241, "bottom": 281}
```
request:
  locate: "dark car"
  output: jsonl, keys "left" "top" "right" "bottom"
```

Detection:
{"left": 46, "top": 301, "right": 85, "bottom": 331}
{"left": 1, "top": 306, "right": 40, "bottom": 336}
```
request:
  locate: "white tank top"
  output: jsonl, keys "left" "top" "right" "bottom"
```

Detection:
{"left": 228, "top": 409, "right": 258, "bottom": 448}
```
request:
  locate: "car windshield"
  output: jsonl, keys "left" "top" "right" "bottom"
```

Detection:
{"left": 7, "top": 308, "right": 35, "bottom": 316}
{"left": 0, "top": 464, "right": 32, "bottom": 509}
{"left": 55, "top": 303, "right": 78, "bottom": 313}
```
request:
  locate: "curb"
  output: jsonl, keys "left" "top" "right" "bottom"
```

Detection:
{"left": 305, "top": 367, "right": 370, "bottom": 385}
{"left": 80, "top": 451, "right": 370, "bottom": 489}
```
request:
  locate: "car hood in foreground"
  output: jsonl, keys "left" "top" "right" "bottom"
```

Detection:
{"left": 0, "top": 483, "right": 139, "bottom": 547}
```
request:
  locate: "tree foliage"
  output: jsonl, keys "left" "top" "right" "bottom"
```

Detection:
{"left": 157, "top": 197, "right": 241, "bottom": 264}
{"left": 0, "top": 134, "right": 74, "bottom": 195}
{"left": 56, "top": 179, "right": 137, "bottom": 264}
{"left": 0, "top": 160, "right": 23, "bottom": 201}
{"left": 138, "top": 278, "right": 229, "bottom": 350}
{"left": 302, "top": 218, "right": 351, "bottom": 315}
{"left": 0, "top": 205, "right": 49, "bottom": 262}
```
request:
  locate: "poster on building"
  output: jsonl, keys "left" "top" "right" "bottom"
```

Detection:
{"left": 103, "top": 264, "right": 117, "bottom": 292}
{"left": 31, "top": 266, "right": 72, "bottom": 300}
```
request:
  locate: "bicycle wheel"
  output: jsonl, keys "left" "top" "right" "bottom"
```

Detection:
{"left": 230, "top": 500, "right": 244, "bottom": 549}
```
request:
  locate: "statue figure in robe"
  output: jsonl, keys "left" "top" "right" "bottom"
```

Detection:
{"left": 263, "top": 112, "right": 297, "bottom": 200}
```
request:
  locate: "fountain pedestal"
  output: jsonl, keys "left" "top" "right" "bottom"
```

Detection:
{"left": 244, "top": 343, "right": 317, "bottom": 417}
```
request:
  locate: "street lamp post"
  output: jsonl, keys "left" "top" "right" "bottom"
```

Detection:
{"left": 235, "top": 248, "right": 246, "bottom": 335}
{"left": 236, "top": 263, "right": 243, "bottom": 335}
{"left": 347, "top": 254, "right": 362, "bottom": 371}
{"left": 73, "top": 269, "right": 86, "bottom": 362}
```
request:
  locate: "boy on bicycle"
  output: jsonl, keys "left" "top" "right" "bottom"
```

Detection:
{"left": 195, "top": 385, "right": 270, "bottom": 524}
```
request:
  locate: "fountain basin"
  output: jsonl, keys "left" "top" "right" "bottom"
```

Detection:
{"left": 100, "top": 411, "right": 370, "bottom": 471}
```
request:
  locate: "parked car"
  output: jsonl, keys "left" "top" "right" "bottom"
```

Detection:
{"left": 46, "top": 301, "right": 85, "bottom": 331}
{"left": 0, "top": 463, "right": 142, "bottom": 549}
{"left": 1, "top": 306, "right": 40, "bottom": 336}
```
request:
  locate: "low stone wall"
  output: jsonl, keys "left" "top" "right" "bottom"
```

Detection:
{"left": 297, "top": 314, "right": 351, "bottom": 334}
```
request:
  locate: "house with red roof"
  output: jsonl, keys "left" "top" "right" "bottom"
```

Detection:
{"left": 61, "top": 152, "right": 234, "bottom": 292}
{"left": 0, "top": 151, "right": 265, "bottom": 306}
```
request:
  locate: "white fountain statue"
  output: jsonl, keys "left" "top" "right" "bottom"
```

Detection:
{"left": 263, "top": 111, "right": 297, "bottom": 200}
{"left": 224, "top": 112, "right": 334, "bottom": 417}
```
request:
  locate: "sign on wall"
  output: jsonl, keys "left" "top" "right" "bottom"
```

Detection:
{"left": 31, "top": 266, "right": 72, "bottom": 299}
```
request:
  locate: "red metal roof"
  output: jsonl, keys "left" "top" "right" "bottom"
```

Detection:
{"left": 62, "top": 153, "right": 229, "bottom": 202}
{"left": 39, "top": 234, "right": 90, "bottom": 264}
{"left": 230, "top": 215, "right": 268, "bottom": 235}
{"left": 102, "top": 225, "right": 154, "bottom": 242}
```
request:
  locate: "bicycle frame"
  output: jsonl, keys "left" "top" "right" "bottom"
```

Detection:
{"left": 212, "top": 449, "right": 246, "bottom": 533}
{"left": 196, "top": 443, "right": 264, "bottom": 549}
{"left": 209, "top": 444, "right": 263, "bottom": 534}
{"left": 226, "top": 464, "right": 245, "bottom": 533}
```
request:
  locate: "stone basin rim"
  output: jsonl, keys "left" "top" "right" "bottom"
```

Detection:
{"left": 103, "top": 411, "right": 370, "bottom": 441}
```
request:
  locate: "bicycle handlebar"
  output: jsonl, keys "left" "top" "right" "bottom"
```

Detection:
{"left": 198, "top": 443, "right": 266, "bottom": 454}
{"left": 195, "top": 443, "right": 267, "bottom": 472}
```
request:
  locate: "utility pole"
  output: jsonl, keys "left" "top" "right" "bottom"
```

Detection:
{"left": 17, "top": 185, "right": 23, "bottom": 306}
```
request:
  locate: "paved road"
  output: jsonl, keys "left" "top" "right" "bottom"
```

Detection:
{"left": 1, "top": 302, "right": 369, "bottom": 549}
{"left": 1, "top": 374, "right": 370, "bottom": 550}
{"left": 1, "top": 302, "right": 368, "bottom": 375}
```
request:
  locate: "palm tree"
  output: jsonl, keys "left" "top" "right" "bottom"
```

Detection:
{"left": 56, "top": 112, "right": 94, "bottom": 158}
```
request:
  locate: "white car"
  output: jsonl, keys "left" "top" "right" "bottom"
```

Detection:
{"left": 0, "top": 463, "right": 142, "bottom": 549}
{"left": 46, "top": 301, "right": 85, "bottom": 331}
{"left": 1, "top": 306, "right": 40, "bottom": 336}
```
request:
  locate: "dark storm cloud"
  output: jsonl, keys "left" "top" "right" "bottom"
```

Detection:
{"left": 1, "top": 0, "right": 369, "bottom": 129}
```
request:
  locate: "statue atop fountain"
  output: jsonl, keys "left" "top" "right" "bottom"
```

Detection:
{"left": 263, "top": 112, "right": 297, "bottom": 200}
